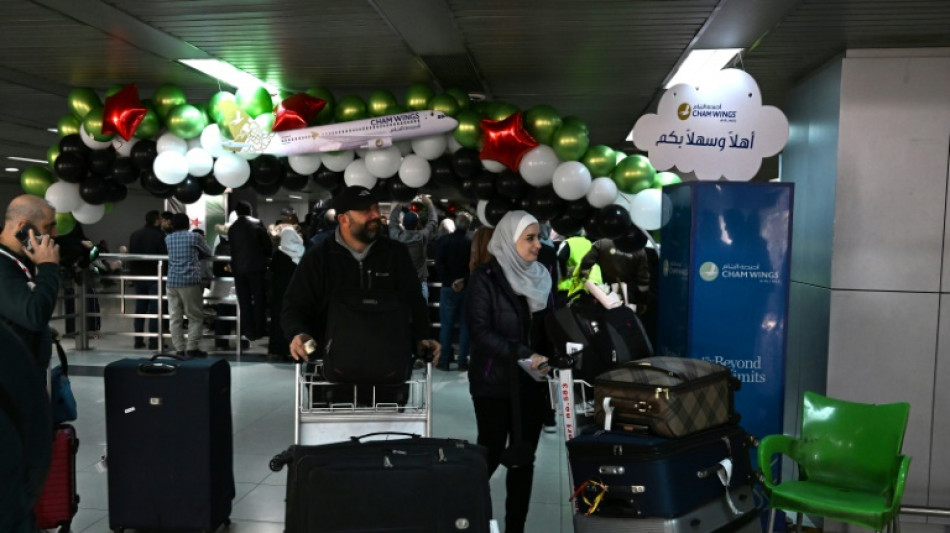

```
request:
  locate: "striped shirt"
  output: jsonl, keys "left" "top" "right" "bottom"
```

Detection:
{"left": 165, "top": 230, "right": 212, "bottom": 288}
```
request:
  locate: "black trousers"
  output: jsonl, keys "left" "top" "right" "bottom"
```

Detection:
{"left": 234, "top": 272, "right": 267, "bottom": 339}
{"left": 472, "top": 378, "right": 548, "bottom": 533}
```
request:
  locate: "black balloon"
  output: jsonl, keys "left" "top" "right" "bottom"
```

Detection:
{"left": 485, "top": 198, "right": 514, "bottom": 227}
{"left": 103, "top": 180, "right": 128, "bottom": 203}
{"left": 313, "top": 167, "right": 344, "bottom": 194}
{"left": 528, "top": 186, "right": 565, "bottom": 220}
{"left": 372, "top": 179, "right": 391, "bottom": 200}
{"left": 583, "top": 212, "right": 605, "bottom": 241}
{"left": 174, "top": 176, "right": 203, "bottom": 204}
{"left": 597, "top": 204, "right": 632, "bottom": 240}
{"left": 79, "top": 176, "right": 106, "bottom": 205}
{"left": 451, "top": 148, "right": 480, "bottom": 179}
{"left": 566, "top": 199, "right": 593, "bottom": 221}
{"left": 130, "top": 140, "right": 158, "bottom": 171}
{"left": 457, "top": 176, "right": 478, "bottom": 200}
{"left": 389, "top": 179, "right": 418, "bottom": 202}
{"left": 54, "top": 152, "right": 88, "bottom": 183}
{"left": 551, "top": 214, "right": 584, "bottom": 237}
{"left": 251, "top": 155, "right": 286, "bottom": 186}
{"left": 473, "top": 172, "right": 496, "bottom": 201}
{"left": 59, "top": 134, "right": 89, "bottom": 156}
{"left": 89, "top": 148, "right": 116, "bottom": 177}
{"left": 516, "top": 196, "right": 533, "bottom": 213}
{"left": 614, "top": 225, "right": 648, "bottom": 252}
{"left": 111, "top": 157, "right": 138, "bottom": 184}
{"left": 251, "top": 179, "right": 282, "bottom": 196}
{"left": 198, "top": 173, "right": 226, "bottom": 195}
{"left": 283, "top": 171, "right": 309, "bottom": 191}
{"left": 495, "top": 171, "right": 527, "bottom": 200}
{"left": 140, "top": 170, "right": 175, "bottom": 199}
{"left": 430, "top": 156, "right": 455, "bottom": 187}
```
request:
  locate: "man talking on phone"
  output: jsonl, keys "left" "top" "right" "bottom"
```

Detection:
{"left": 0, "top": 194, "right": 61, "bottom": 371}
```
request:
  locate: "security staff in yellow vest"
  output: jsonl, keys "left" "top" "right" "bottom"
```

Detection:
{"left": 555, "top": 235, "right": 602, "bottom": 303}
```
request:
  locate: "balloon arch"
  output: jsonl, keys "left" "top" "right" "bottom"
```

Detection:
{"left": 19, "top": 82, "right": 680, "bottom": 237}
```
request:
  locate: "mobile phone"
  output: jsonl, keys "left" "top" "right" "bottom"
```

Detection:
{"left": 14, "top": 223, "right": 40, "bottom": 251}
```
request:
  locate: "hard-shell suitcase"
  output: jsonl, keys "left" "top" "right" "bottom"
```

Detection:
{"left": 33, "top": 424, "right": 79, "bottom": 532}
{"left": 104, "top": 355, "right": 234, "bottom": 532}
{"left": 279, "top": 433, "right": 492, "bottom": 532}
{"left": 567, "top": 425, "right": 755, "bottom": 518}
{"left": 572, "top": 485, "right": 761, "bottom": 532}
{"left": 594, "top": 356, "right": 739, "bottom": 438}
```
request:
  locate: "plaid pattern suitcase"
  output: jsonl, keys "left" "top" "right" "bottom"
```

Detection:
{"left": 594, "top": 357, "right": 739, "bottom": 438}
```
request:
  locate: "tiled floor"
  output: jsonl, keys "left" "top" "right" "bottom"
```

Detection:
{"left": 61, "top": 332, "right": 575, "bottom": 533}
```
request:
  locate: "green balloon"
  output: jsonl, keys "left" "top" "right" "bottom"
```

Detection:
{"left": 254, "top": 112, "right": 276, "bottom": 132}
{"left": 444, "top": 88, "right": 471, "bottom": 110}
{"left": 428, "top": 94, "right": 460, "bottom": 118}
{"left": 47, "top": 145, "right": 60, "bottom": 167}
{"left": 454, "top": 109, "right": 483, "bottom": 149}
{"left": 67, "top": 88, "right": 100, "bottom": 120}
{"left": 57, "top": 114, "right": 81, "bottom": 137}
{"left": 56, "top": 212, "right": 76, "bottom": 236}
{"left": 404, "top": 84, "right": 435, "bottom": 111}
{"left": 207, "top": 91, "right": 236, "bottom": 125}
{"left": 166, "top": 104, "right": 208, "bottom": 139}
{"left": 562, "top": 116, "right": 589, "bottom": 135}
{"left": 582, "top": 145, "right": 617, "bottom": 177}
{"left": 153, "top": 84, "right": 188, "bottom": 119}
{"left": 653, "top": 171, "right": 682, "bottom": 188}
{"left": 552, "top": 124, "right": 590, "bottom": 161}
{"left": 105, "top": 84, "right": 125, "bottom": 98}
{"left": 485, "top": 101, "right": 519, "bottom": 122}
{"left": 524, "top": 105, "right": 562, "bottom": 145}
{"left": 306, "top": 86, "right": 335, "bottom": 124}
{"left": 472, "top": 101, "right": 492, "bottom": 118}
{"left": 367, "top": 89, "right": 397, "bottom": 117}
{"left": 134, "top": 106, "right": 160, "bottom": 139}
{"left": 616, "top": 152, "right": 627, "bottom": 165}
{"left": 20, "top": 166, "right": 55, "bottom": 197}
{"left": 82, "top": 107, "right": 114, "bottom": 141}
{"left": 335, "top": 94, "right": 367, "bottom": 122}
{"left": 611, "top": 154, "right": 656, "bottom": 194}
{"left": 235, "top": 85, "right": 274, "bottom": 118}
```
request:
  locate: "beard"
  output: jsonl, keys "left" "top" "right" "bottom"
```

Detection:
{"left": 350, "top": 218, "right": 381, "bottom": 244}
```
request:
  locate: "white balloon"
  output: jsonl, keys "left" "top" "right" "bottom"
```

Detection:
{"left": 411, "top": 134, "right": 448, "bottom": 160}
{"left": 45, "top": 182, "right": 81, "bottom": 213}
{"left": 586, "top": 177, "right": 618, "bottom": 208}
{"left": 79, "top": 124, "right": 111, "bottom": 150}
{"left": 153, "top": 151, "right": 189, "bottom": 185}
{"left": 156, "top": 132, "right": 188, "bottom": 154}
{"left": 238, "top": 150, "right": 260, "bottom": 161}
{"left": 519, "top": 145, "right": 559, "bottom": 187}
{"left": 476, "top": 200, "right": 491, "bottom": 227}
{"left": 186, "top": 137, "right": 202, "bottom": 151}
{"left": 343, "top": 159, "right": 378, "bottom": 189}
{"left": 322, "top": 150, "right": 355, "bottom": 172}
{"left": 630, "top": 189, "right": 664, "bottom": 231}
{"left": 185, "top": 148, "right": 214, "bottom": 177}
{"left": 213, "top": 153, "right": 251, "bottom": 188}
{"left": 72, "top": 202, "right": 105, "bottom": 225}
{"left": 112, "top": 136, "right": 140, "bottom": 157}
{"left": 552, "top": 161, "right": 592, "bottom": 201}
{"left": 398, "top": 154, "right": 431, "bottom": 188}
{"left": 481, "top": 159, "right": 506, "bottom": 173}
{"left": 288, "top": 153, "right": 322, "bottom": 175}
{"left": 363, "top": 146, "right": 403, "bottom": 178}
{"left": 355, "top": 148, "right": 370, "bottom": 159}
{"left": 446, "top": 134, "right": 463, "bottom": 154}
{"left": 394, "top": 140, "right": 414, "bottom": 156}
{"left": 199, "top": 124, "right": 227, "bottom": 159}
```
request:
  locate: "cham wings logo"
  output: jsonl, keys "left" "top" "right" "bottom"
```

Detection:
{"left": 677, "top": 103, "right": 691, "bottom": 121}
{"left": 699, "top": 261, "right": 719, "bottom": 282}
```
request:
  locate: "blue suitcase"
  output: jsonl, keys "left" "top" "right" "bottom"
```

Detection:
{"left": 567, "top": 424, "right": 755, "bottom": 518}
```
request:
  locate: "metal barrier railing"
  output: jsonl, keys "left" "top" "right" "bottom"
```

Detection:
{"left": 51, "top": 253, "right": 246, "bottom": 361}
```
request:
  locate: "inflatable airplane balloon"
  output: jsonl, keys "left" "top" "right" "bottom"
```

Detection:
{"left": 218, "top": 100, "right": 458, "bottom": 156}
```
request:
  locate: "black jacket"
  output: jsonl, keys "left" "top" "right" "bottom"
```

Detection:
{"left": 0, "top": 244, "right": 60, "bottom": 370}
{"left": 466, "top": 258, "right": 553, "bottom": 398}
{"left": 434, "top": 229, "right": 472, "bottom": 285}
{"left": 281, "top": 232, "right": 430, "bottom": 354}
{"left": 128, "top": 225, "right": 167, "bottom": 276}
{"left": 227, "top": 216, "right": 272, "bottom": 274}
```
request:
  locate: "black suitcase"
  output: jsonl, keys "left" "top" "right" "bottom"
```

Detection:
{"left": 572, "top": 485, "right": 761, "bottom": 532}
{"left": 104, "top": 355, "right": 234, "bottom": 531}
{"left": 278, "top": 433, "right": 492, "bottom": 532}
{"left": 567, "top": 425, "right": 755, "bottom": 518}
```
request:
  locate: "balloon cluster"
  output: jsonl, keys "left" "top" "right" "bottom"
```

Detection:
{"left": 22, "top": 81, "right": 684, "bottom": 235}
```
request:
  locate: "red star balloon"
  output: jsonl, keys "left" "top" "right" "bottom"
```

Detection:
{"left": 478, "top": 112, "right": 539, "bottom": 172}
{"left": 101, "top": 84, "right": 147, "bottom": 141}
{"left": 272, "top": 93, "right": 327, "bottom": 132}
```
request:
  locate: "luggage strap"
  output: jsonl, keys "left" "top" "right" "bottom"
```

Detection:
{"left": 571, "top": 479, "right": 609, "bottom": 516}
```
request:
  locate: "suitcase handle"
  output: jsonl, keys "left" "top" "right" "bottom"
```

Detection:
{"left": 632, "top": 362, "right": 684, "bottom": 381}
{"left": 149, "top": 353, "right": 186, "bottom": 362}
{"left": 349, "top": 431, "right": 421, "bottom": 442}
{"left": 138, "top": 361, "right": 179, "bottom": 375}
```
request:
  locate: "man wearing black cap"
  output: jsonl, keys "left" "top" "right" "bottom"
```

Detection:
{"left": 281, "top": 186, "right": 440, "bottom": 363}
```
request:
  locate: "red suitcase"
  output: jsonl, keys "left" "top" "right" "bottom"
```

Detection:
{"left": 33, "top": 424, "right": 79, "bottom": 532}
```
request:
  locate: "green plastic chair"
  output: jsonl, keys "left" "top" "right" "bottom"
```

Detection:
{"left": 758, "top": 391, "right": 911, "bottom": 533}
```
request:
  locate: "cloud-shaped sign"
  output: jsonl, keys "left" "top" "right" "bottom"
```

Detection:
{"left": 632, "top": 69, "right": 788, "bottom": 181}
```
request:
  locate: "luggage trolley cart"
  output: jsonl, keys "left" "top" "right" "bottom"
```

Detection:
{"left": 293, "top": 359, "right": 433, "bottom": 446}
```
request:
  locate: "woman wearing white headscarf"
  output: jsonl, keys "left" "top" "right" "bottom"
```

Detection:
{"left": 465, "top": 210, "right": 554, "bottom": 533}
{"left": 267, "top": 226, "right": 304, "bottom": 360}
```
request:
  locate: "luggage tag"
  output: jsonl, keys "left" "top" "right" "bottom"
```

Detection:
{"left": 602, "top": 397, "right": 614, "bottom": 432}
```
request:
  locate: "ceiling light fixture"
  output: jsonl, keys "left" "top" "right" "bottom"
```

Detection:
{"left": 5, "top": 167, "right": 19, "bottom": 172}
{"left": 47, "top": 128, "right": 58, "bottom": 133}
{"left": 8, "top": 156, "right": 49, "bottom": 164}
{"left": 178, "top": 59, "right": 279, "bottom": 94}
{"left": 664, "top": 48, "right": 742, "bottom": 89}
{"left": 288, "top": 194, "right": 303, "bottom": 200}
